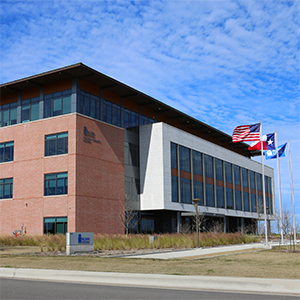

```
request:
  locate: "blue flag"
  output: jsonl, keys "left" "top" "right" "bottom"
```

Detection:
{"left": 264, "top": 143, "right": 287, "bottom": 160}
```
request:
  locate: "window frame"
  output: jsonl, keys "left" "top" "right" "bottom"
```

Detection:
{"left": 45, "top": 132, "right": 68, "bottom": 157}
{"left": 44, "top": 89, "right": 71, "bottom": 119}
{"left": 0, "top": 178, "right": 13, "bottom": 199}
{"left": 44, "top": 172, "right": 68, "bottom": 196}
{"left": 0, "top": 141, "right": 14, "bottom": 163}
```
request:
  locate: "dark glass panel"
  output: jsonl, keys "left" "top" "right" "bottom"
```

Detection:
{"left": 251, "top": 194, "right": 257, "bottom": 212}
{"left": 225, "top": 162, "right": 232, "bottom": 183}
{"left": 243, "top": 192, "right": 250, "bottom": 211}
{"left": 48, "top": 139, "right": 56, "bottom": 156}
{"left": 234, "top": 165, "right": 240, "bottom": 185}
{"left": 31, "top": 102, "right": 39, "bottom": 121}
{"left": 193, "top": 180, "right": 203, "bottom": 201}
{"left": 56, "top": 178, "right": 64, "bottom": 195}
{"left": 204, "top": 155, "right": 213, "bottom": 178}
{"left": 226, "top": 188, "right": 233, "bottom": 209}
{"left": 10, "top": 107, "right": 17, "bottom": 125}
{"left": 216, "top": 186, "right": 224, "bottom": 208}
{"left": 180, "top": 177, "right": 191, "bottom": 203}
{"left": 215, "top": 158, "right": 223, "bottom": 181}
{"left": 53, "top": 97, "right": 61, "bottom": 116}
{"left": 179, "top": 146, "right": 190, "bottom": 172}
{"left": 22, "top": 104, "right": 30, "bottom": 122}
{"left": 205, "top": 183, "right": 214, "bottom": 207}
{"left": 250, "top": 171, "right": 255, "bottom": 189}
{"left": 192, "top": 150, "right": 202, "bottom": 175}
{"left": 235, "top": 190, "right": 242, "bottom": 210}
{"left": 44, "top": 99, "right": 52, "bottom": 118}
{"left": 62, "top": 95, "right": 71, "bottom": 114}
{"left": 171, "top": 143, "right": 177, "bottom": 169}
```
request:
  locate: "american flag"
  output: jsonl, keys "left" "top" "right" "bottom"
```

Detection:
{"left": 232, "top": 123, "right": 260, "bottom": 143}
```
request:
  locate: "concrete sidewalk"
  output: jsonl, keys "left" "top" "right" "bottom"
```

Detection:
{"left": 122, "top": 240, "right": 292, "bottom": 259}
{"left": 1, "top": 267, "right": 299, "bottom": 296}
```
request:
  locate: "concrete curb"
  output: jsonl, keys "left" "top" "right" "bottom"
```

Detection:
{"left": 1, "top": 268, "right": 299, "bottom": 295}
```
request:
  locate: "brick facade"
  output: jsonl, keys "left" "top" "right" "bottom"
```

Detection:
{"left": 0, "top": 113, "right": 124, "bottom": 234}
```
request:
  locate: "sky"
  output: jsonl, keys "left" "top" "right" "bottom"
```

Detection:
{"left": 1, "top": 0, "right": 299, "bottom": 226}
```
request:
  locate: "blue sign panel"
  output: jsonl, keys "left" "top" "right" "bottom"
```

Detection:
{"left": 66, "top": 232, "right": 94, "bottom": 246}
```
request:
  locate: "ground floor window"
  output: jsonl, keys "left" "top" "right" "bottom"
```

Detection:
{"left": 44, "top": 217, "right": 67, "bottom": 234}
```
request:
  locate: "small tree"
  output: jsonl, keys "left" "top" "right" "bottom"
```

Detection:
{"left": 191, "top": 213, "right": 205, "bottom": 233}
{"left": 274, "top": 202, "right": 294, "bottom": 238}
{"left": 118, "top": 200, "right": 139, "bottom": 236}
{"left": 255, "top": 199, "right": 265, "bottom": 235}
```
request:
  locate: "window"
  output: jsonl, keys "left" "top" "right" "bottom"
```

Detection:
{"left": 21, "top": 97, "right": 39, "bottom": 122}
{"left": 0, "top": 178, "right": 13, "bottom": 199}
{"left": 226, "top": 188, "right": 233, "bottom": 209}
{"left": 225, "top": 162, "right": 232, "bottom": 183}
{"left": 269, "top": 197, "right": 273, "bottom": 214}
{"left": 141, "top": 115, "right": 155, "bottom": 125}
{"left": 250, "top": 171, "right": 255, "bottom": 189}
{"left": 0, "top": 102, "right": 17, "bottom": 127}
{"left": 216, "top": 186, "right": 224, "bottom": 208}
{"left": 0, "top": 141, "right": 14, "bottom": 163}
{"left": 205, "top": 183, "right": 214, "bottom": 207}
{"left": 124, "top": 142, "right": 139, "bottom": 167}
{"left": 204, "top": 155, "right": 213, "bottom": 178}
{"left": 243, "top": 192, "right": 250, "bottom": 211}
{"left": 179, "top": 146, "right": 190, "bottom": 172}
{"left": 242, "top": 168, "right": 248, "bottom": 187}
{"left": 235, "top": 190, "right": 242, "bottom": 210}
{"left": 78, "top": 91, "right": 100, "bottom": 120}
{"left": 268, "top": 177, "right": 272, "bottom": 195}
{"left": 171, "top": 143, "right": 177, "bottom": 169}
{"left": 215, "top": 158, "right": 223, "bottom": 181}
{"left": 125, "top": 177, "right": 140, "bottom": 202}
{"left": 102, "top": 99, "right": 121, "bottom": 126}
{"left": 193, "top": 180, "right": 203, "bottom": 202}
{"left": 44, "top": 89, "right": 71, "bottom": 118}
{"left": 265, "top": 176, "right": 268, "bottom": 193}
{"left": 180, "top": 177, "right": 191, "bottom": 203}
{"left": 45, "top": 132, "right": 68, "bottom": 156}
{"left": 44, "top": 172, "right": 68, "bottom": 196}
{"left": 256, "top": 173, "right": 262, "bottom": 191}
{"left": 44, "top": 217, "right": 67, "bottom": 234}
{"left": 257, "top": 195, "right": 264, "bottom": 213}
{"left": 192, "top": 150, "right": 202, "bottom": 175}
{"left": 172, "top": 176, "right": 178, "bottom": 202}
{"left": 234, "top": 165, "right": 240, "bottom": 185}
{"left": 251, "top": 194, "right": 257, "bottom": 212}
{"left": 123, "top": 108, "right": 139, "bottom": 128}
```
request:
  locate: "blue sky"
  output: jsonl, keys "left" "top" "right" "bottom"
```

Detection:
{"left": 1, "top": 0, "right": 299, "bottom": 224}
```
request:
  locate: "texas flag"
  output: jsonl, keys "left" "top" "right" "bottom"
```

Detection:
{"left": 248, "top": 133, "right": 275, "bottom": 151}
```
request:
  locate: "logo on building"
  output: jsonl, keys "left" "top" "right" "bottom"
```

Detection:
{"left": 83, "top": 126, "right": 101, "bottom": 144}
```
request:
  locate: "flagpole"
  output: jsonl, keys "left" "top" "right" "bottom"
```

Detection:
{"left": 275, "top": 131, "right": 284, "bottom": 244}
{"left": 288, "top": 140, "right": 297, "bottom": 244}
{"left": 260, "top": 120, "right": 268, "bottom": 245}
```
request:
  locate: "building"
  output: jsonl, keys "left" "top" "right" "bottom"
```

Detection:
{"left": 0, "top": 63, "right": 275, "bottom": 235}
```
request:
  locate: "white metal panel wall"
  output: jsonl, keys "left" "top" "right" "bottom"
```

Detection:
{"left": 140, "top": 122, "right": 275, "bottom": 217}
{"left": 139, "top": 123, "right": 165, "bottom": 210}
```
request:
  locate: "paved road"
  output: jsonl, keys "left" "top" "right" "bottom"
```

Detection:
{"left": 1, "top": 278, "right": 297, "bottom": 300}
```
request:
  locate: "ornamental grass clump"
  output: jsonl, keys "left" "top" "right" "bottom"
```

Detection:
{"left": 0, "top": 232, "right": 259, "bottom": 252}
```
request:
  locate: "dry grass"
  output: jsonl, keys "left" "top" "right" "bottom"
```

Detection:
{"left": 0, "top": 232, "right": 259, "bottom": 250}
{"left": 1, "top": 247, "right": 299, "bottom": 279}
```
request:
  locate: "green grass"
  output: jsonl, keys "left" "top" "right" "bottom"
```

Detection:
{"left": 0, "top": 232, "right": 259, "bottom": 251}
